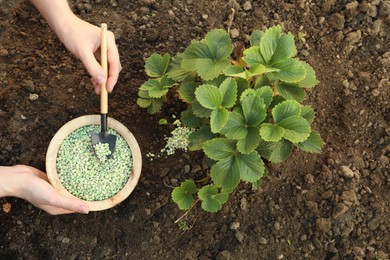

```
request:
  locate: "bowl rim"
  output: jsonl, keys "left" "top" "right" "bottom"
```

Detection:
{"left": 46, "top": 114, "right": 142, "bottom": 211}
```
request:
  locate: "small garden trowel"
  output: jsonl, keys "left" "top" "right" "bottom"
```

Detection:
{"left": 92, "top": 23, "right": 116, "bottom": 159}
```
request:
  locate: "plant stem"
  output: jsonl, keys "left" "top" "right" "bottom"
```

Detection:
{"left": 174, "top": 199, "right": 200, "bottom": 224}
{"left": 227, "top": 8, "right": 235, "bottom": 34}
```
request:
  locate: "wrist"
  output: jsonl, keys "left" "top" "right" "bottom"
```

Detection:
{"left": 0, "top": 166, "right": 26, "bottom": 198}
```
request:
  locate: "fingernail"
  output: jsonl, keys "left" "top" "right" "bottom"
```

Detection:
{"left": 96, "top": 75, "right": 105, "bottom": 84}
{"left": 78, "top": 205, "right": 89, "bottom": 214}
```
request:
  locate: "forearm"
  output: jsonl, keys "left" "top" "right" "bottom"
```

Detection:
{"left": 30, "top": 0, "right": 77, "bottom": 43}
{"left": 0, "top": 166, "right": 24, "bottom": 198}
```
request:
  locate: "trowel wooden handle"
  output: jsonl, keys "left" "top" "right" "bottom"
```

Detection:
{"left": 100, "top": 23, "right": 108, "bottom": 114}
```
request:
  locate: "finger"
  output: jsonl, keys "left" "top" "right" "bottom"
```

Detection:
{"left": 79, "top": 51, "right": 106, "bottom": 93}
{"left": 91, "top": 77, "right": 101, "bottom": 94}
{"left": 47, "top": 193, "right": 90, "bottom": 214}
{"left": 106, "top": 34, "right": 121, "bottom": 92}
{"left": 39, "top": 204, "right": 79, "bottom": 215}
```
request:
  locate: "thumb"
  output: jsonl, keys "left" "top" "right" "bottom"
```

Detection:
{"left": 80, "top": 51, "right": 106, "bottom": 91}
{"left": 50, "top": 194, "right": 90, "bottom": 214}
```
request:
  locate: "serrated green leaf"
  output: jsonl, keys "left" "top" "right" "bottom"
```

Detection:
{"left": 223, "top": 66, "right": 250, "bottom": 79}
{"left": 249, "top": 64, "right": 280, "bottom": 76}
{"left": 258, "top": 139, "right": 293, "bottom": 163}
{"left": 272, "top": 100, "right": 301, "bottom": 123}
{"left": 192, "top": 101, "right": 212, "bottom": 118}
{"left": 188, "top": 126, "right": 215, "bottom": 151}
{"left": 241, "top": 94, "right": 267, "bottom": 126}
{"left": 206, "top": 75, "right": 228, "bottom": 87}
{"left": 269, "top": 32, "right": 297, "bottom": 64}
{"left": 166, "top": 53, "right": 195, "bottom": 81}
{"left": 255, "top": 86, "right": 273, "bottom": 108}
{"left": 210, "top": 157, "right": 240, "bottom": 189}
{"left": 298, "top": 62, "right": 319, "bottom": 88}
{"left": 237, "top": 151, "right": 265, "bottom": 183}
{"left": 210, "top": 108, "right": 229, "bottom": 133}
{"left": 196, "top": 58, "right": 231, "bottom": 81}
{"left": 236, "top": 78, "right": 250, "bottom": 99}
{"left": 237, "top": 127, "right": 261, "bottom": 154}
{"left": 220, "top": 111, "right": 247, "bottom": 139}
{"left": 260, "top": 123, "right": 285, "bottom": 142}
{"left": 137, "top": 98, "right": 152, "bottom": 108}
{"left": 195, "top": 84, "right": 223, "bottom": 110}
{"left": 276, "top": 82, "right": 305, "bottom": 102}
{"left": 219, "top": 78, "right": 237, "bottom": 108}
{"left": 172, "top": 180, "right": 198, "bottom": 210}
{"left": 140, "top": 77, "right": 175, "bottom": 98}
{"left": 270, "top": 95, "right": 286, "bottom": 108}
{"left": 205, "top": 29, "right": 233, "bottom": 60}
{"left": 240, "top": 88, "right": 256, "bottom": 102}
{"left": 146, "top": 98, "right": 163, "bottom": 114}
{"left": 204, "top": 138, "right": 235, "bottom": 161}
{"left": 250, "top": 30, "right": 264, "bottom": 46}
{"left": 145, "top": 53, "right": 170, "bottom": 78}
{"left": 301, "top": 106, "right": 315, "bottom": 124}
{"left": 181, "top": 108, "right": 204, "bottom": 128}
{"left": 296, "top": 130, "right": 323, "bottom": 153}
{"left": 278, "top": 116, "right": 311, "bottom": 143}
{"left": 178, "top": 82, "right": 197, "bottom": 103}
{"left": 254, "top": 75, "right": 270, "bottom": 89}
{"left": 269, "top": 58, "right": 306, "bottom": 83}
{"left": 243, "top": 46, "right": 267, "bottom": 66}
{"left": 138, "top": 89, "right": 150, "bottom": 99}
{"left": 259, "top": 25, "right": 282, "bottom": 64}
{"left": 198, "top": 185, "right": 227, "bottom": 213}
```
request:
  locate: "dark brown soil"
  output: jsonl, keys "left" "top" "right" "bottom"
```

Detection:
{"left": 1, "top": 0, "right": 389, "bottom": 259}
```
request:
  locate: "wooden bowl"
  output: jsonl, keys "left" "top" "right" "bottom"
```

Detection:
{"left": 46, "top": 115, "right": 142, "bottom": 211}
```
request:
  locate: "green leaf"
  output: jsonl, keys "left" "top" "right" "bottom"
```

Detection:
{"left": 204, "top": 138, "right": 235, "bottom": 161}
{"left": 301, "top": 106, "right": 315, "bottom": 124}
{"left": 276, "top": 82, "right": 305, "bottom": 102}
{"left": 249, "top": 64, "right": 280, "bottom": 76}
{"left": 278, "top": 116, "right": 311, "bottom": 143}
{"left": 145, "top": 53, "right": 170, "bottom": 78}
{"left": 166, "top": 53, "right": 195, "bottom": 81}
{"left": 196, "top": 59, "right": 231, "bottom": 81}
{"left": 220, "top": 111, "right": 247, "bottom": 139}
{"left": 140, "top": 77, "right": 175, "bottom": 98}
{"left": 195, "top": 84, "right": 223, "bottom": 110}
{"left": 210, "top": 157, "right": 240, "bottom": 189}
{"left": 172, "top": 180, "right": 198, "bottom": 210}
{"left": 258, "top": 139, "right": 293, "bottom": 163}
{"left": 188, "top": 126, "right": 215, "bottom": 151}
{"left": 198, "top": 185, "right": 228, "bottom": 213}
{"left": 138, "top": 89, "right": 150, "bottom": 99}
{"left": 259, "top": 25, "right": 282, "bottom": 64}
{"left": 237, "top": 151, "right": 265, "bottom": 183}
{"left": 146, "top": 98, "right": 163, "bottom": 114}
{"left": 178, "top": 82, "right": 197, "bottom": 103}
{"left": 181, "top": 108, "right": 204, "bottom": 128}
{"left": 182, "top": 30, "right": 232, "bottom": 81}
{"left": 243, "top": 46, "right": 267, "bottom": 66}
{"left": 250, "top": 30, "right": 264, "bottom": 46}
{"left": 241, "top": 94, "right": 267, "bottom": 126}
{"left": 272, "top": 100, "right": 301, "bottom": 123}
{"left": 298, "top": 62, "right": 319, "bottom": 88}
{"left": 205, "top": 29, "right": 233, "bottom": 60}
{"left": 206, "top": 75, "right": 228, "bottom": 87}
{"left": 269, "top": 32, "right": 297, "bottom": 64}
{"left": 254, "top": 75, "right": 270, "bottom": 89}
{"left": 237, "top": 127, "right": 261, "bottom": 154}
{"left": 270, "top": 95, "right": 285, "bottom": 108}
{"left": 219, "top": 78, "right": 237, "bottom": 108}
{"left": 255, "top": 86, "right": 273, "bottom": 108}
{"left": 269, "top": 58, "right": 306, "bottom": 83}
{"left": 260, "top": 123, "right": 285, "bottom": 142}
{"left": 223, "top": 66, "right": 250, "bottom": 79}
{"left": 236, "top": 78, "right": 250, "bottom": 99}
{"left": 137, "top": 98, "right": 152, "bottom": 108}
{"left": 192, "top": 101, "right": 212, "bottom": 118}
{"left": 296, "top": 130, "right": 323, "bottom": 153}
{"left": 210, "top": 108, "right": 229, "bottom": 133}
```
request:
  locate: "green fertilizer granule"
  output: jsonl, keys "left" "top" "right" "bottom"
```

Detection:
{"left": 56, "top": 125, "right": 132, "bottom": 201}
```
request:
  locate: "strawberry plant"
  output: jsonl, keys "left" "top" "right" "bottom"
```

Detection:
{"left": 137, "top": 25, "right": 323, "bottom": 213}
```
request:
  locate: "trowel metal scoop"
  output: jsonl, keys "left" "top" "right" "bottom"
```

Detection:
{"left": 92, "top": 23, "right": 116, "bottom": 159}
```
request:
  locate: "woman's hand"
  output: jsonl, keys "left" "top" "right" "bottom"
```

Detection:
{"left": 59, "top": 17, "right": 122, "bottom": 94}
{"left": 31, "top": 0, "right": 121, "bottom": 94}
{"left": 0, "top": 165, "right": 89, "bottom": 215}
